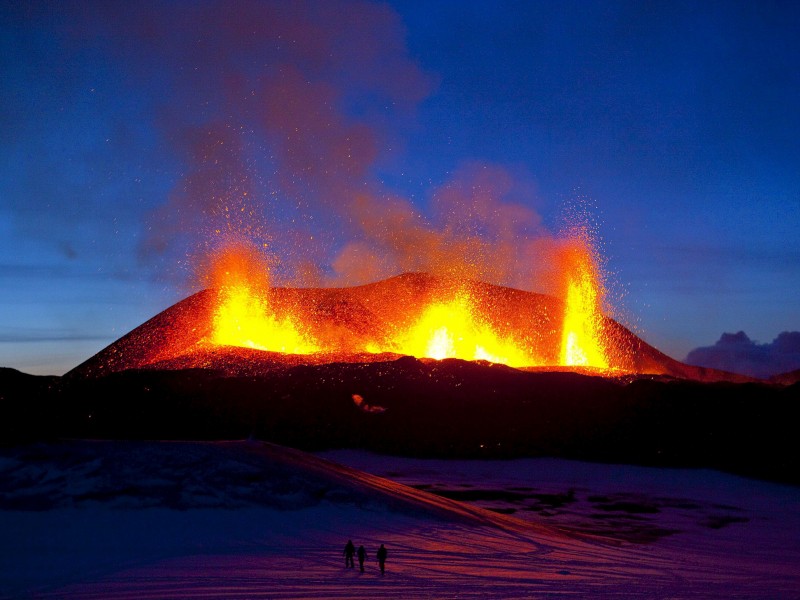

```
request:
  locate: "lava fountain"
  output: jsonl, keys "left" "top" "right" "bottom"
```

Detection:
{"left": 208, "top": 246, "right": 318, "bottom": 354}
{"left": 390, "top": 291, "right": 536, "bottom": 367}
{"left": 203, "top": 230, "right": 614, "bottom": 372}
{"left": 559, "top": 231, "right": 609, "bottom": 369}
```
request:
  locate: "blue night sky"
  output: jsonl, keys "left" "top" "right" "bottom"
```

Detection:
{"left": 1, "top": 1, "right": 799, "bottom": 375}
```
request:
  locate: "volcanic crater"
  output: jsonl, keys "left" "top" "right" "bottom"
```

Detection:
{"left": 69, "top": 272, "right": 747, "bottom": 383}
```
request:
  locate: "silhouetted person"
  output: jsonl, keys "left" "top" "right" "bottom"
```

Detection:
{"left": 357, "top": 545, "right": 367, "bottom": 572}
{"left": 344, "top": 539, "right": 355, "bottom": 568}
{"left": 376, "top": 543, "right": 387, "bottom": 574}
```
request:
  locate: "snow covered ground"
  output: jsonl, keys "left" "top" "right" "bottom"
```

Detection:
{"left": 1, "top": 441, "right": 798, "bottom": 598}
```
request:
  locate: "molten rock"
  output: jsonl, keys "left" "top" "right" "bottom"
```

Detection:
{"left": 69, "top": 273, "right": 750, "bottom": 382}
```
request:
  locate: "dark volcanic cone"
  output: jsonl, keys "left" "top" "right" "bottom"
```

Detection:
{"left": 68, "top": 273, "right": 750, "bottom": 382}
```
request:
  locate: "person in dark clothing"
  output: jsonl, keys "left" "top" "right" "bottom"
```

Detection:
{"left": 357, "top": 545, "right": 367, "bottom": 572}
{"left": 376, "top": 543, "right": 387, "bottom": 574}
{"left": 343, "top": 540, "right": 356, "bottom": 568}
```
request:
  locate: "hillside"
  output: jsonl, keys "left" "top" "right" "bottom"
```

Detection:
{"left": 67, "top": 273, "right": 750, "bottom": 382}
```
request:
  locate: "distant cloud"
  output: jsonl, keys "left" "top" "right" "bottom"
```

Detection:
{"left": 685, "top": 331, "right": 800, "bottom": 379}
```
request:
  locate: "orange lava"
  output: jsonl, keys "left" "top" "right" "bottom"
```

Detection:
{"left": 386, "top": 291, "right": 536, "bottom": 367}
{"left": 204, "top": 234, "right": 615, "bottom": 371}
{"left": 558, "top": 233, "right": 609, "bottom": 369}
{"left": 207, "top": 246, "right": 318, "bottom": 354}
{"left": 212, "top": 285, "right": 319, "bottom": 354}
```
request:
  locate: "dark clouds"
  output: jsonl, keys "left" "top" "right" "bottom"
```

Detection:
{"left": 685, "top": 331, "right": 800, "bottom": 379}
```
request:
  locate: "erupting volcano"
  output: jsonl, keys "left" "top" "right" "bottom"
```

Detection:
{"left": 198, "top": 232, "right": 612, "bottom": 370}
{"left": 70, "top": 234, "right": 748, "bottom": 383}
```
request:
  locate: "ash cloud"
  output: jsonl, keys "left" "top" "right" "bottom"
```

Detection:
{"left": 685, "top": 331, "right": 800, "bottom": 379}
{"left": 77, "top": 0, "right": 435, "bottom": 275}
{"left": 331, "top": 162, "right": 561, "bottom": 290}
{"left": 59, "top": 0, "right": 562, "bottom": 290}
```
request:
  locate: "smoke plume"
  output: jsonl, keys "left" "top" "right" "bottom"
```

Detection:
{"left": 68, "top": 0, "right": 568, "bottom": 292}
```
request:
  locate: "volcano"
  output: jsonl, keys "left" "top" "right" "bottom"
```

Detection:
{"left": 6, "top": 273, "right": 796, "bottom": 485}
{"left": 69, "top": 272, "right": 748, "bottom": 382}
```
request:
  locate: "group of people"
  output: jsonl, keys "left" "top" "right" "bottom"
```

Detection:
{"left": 343, "top": 540, "right": 388, "bottom": 574}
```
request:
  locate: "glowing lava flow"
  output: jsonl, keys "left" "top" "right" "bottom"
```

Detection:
{"left": 203, "top": 236, "right": 616, "bottom": 370}
{"left": 212, "top": 285, "right": 318, "bottom": 353}
{"left": 392, "top": 292, "right": 534, "bottom": 367}
{"left": 559, "top": 239, "right": 609, "bottom": 369}
{"left": 209, "top": 248, "right": 318, "bottom": 354}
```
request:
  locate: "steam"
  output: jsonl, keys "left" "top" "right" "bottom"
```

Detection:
{"left": 331, "top": 163, "right": 557, "bottom": 289}
{"left": 74, "top": 0, "right": 570, "bottom": 293}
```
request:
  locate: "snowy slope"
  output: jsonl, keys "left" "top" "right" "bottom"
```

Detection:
{"left": 1, "top": 441, "right": 798, "bottom": 598}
